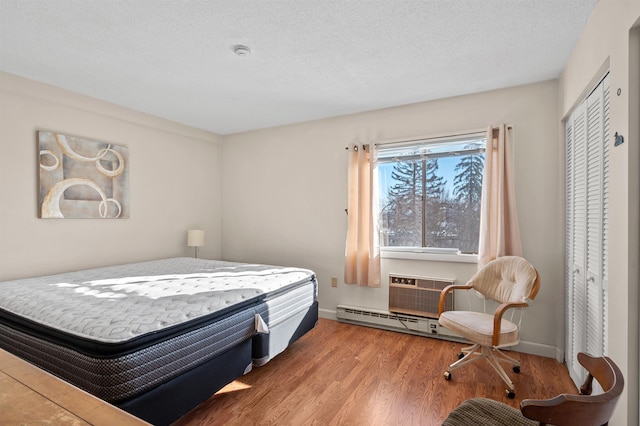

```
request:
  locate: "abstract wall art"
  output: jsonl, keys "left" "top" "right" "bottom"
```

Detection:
{"left": 37, "top": 131, "right": 129, "bottom": 219}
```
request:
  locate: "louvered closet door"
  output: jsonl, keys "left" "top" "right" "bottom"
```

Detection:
{"left": 565, "top": 73, "right": 610, "bottom": 387}
{"left": 566, "top": 100, "right": 586, "bottom": 384}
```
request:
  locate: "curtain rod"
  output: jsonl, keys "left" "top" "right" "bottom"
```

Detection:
{"left": 344, "top": 144, "right": 369, "bottom": 151}
{"left": 492, "top": 125, "right": 513, "bottom": 134}
{"left": 373, "top": 128, "right": 487, "bottom": 148}
{"left": 344, "top": 125, "right": 513, "bottom": 150}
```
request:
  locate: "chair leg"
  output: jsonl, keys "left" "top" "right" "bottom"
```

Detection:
{"left": 484, "top": 347, "right": 515, "bottom": 392}
{"left": 493, "top": 348, "right": 520, "bottom": 369}
{"left": 444, "top": 344, "right": 520, "bottom": 398}
{"left": 446, "top": 343, "right": 483, "bottom": 372}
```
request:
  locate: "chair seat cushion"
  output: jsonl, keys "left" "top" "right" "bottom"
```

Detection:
{"left": 443, "top": 398, "right": 539, "bottom": 426}
{"left": 439, "top": 311, "right": 519, "bottom": 347}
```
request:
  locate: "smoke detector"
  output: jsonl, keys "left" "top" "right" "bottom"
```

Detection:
{"left": 233, "top": 45, "right": 251, "bottom": 57}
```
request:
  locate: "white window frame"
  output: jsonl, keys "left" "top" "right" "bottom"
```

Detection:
{"left": 376, "top": 130, "right": 486, "bottom": 263}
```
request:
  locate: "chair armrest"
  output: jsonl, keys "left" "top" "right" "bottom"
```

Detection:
{"left": 520, "top": 393, "right": 613, "bottom": 425}
{"left": 438, "top": 284, "right": 472, "bottom": 316}
{"left": 492, "top": 301, "right": 529, "bottom": 346}
{"left": 520, "top": 394, "right": 577, "bottom": 425}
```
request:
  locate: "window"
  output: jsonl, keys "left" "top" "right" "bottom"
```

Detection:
{"left": 377, "top": 132, "right": 486, "bottom": 254}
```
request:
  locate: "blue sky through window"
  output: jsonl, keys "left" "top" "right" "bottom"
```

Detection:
{"left": 378, "top": 156, "right": 464, "bottom": 206}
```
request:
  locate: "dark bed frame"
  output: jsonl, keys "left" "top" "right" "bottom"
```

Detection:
{"left": 115, "top": 301, "right": 318, "bottom": 425}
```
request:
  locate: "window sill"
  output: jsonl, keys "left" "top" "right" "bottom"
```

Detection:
{"left": 380, "top": 248, "right": 478, "bottom": 263}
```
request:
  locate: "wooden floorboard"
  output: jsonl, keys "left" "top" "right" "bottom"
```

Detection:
{"left": 174, "top": 318, "right": 577, "bottom": 426}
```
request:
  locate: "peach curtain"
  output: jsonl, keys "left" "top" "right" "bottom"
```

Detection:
{"left": 478, "top": 125, "right": 522, "bottom": 268}
{"left": 344, "top": 144, "right": 381, "bottom": 287}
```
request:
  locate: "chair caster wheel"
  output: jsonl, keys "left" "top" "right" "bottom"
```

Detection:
{"left": 457, "top": 352, "right": 464, "bottom": 360}
{"left": 513, "top": 366, "right": 521, "bottom": 373}
{"left": 506, "top": 389, "right": 516, "bottom": 399}
{"left": 444, "top": 371, "right": 452, "bottom": 380}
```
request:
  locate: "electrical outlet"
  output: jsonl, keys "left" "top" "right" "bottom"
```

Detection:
{"left": 331, "top": 277, "right": 338, "bottom": 287}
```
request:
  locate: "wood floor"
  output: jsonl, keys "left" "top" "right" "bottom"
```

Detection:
{"left": 174, "top": 318, "right": 577, "bottom": 426}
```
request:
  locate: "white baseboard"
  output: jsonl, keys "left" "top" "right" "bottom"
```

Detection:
{"left": 511, "top": 340, "right": 558, "bottom": 359}
{"left": 555, "top": 347, "right": 565, "bottom": 363}
{"left": 318, "top": 308, "right": 337, "bottom": 321}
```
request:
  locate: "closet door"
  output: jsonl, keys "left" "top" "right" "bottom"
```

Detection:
{"left": 566, "top": 99, "right": 587, "bottom": 384}
{"left": 565, "top": 73, "right": 610, "bottom": 387}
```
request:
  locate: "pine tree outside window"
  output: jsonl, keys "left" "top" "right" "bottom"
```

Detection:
{"left": 377, "top": 133, "right": 486, "bottom": 254}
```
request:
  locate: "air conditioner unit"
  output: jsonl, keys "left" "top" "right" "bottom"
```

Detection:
{"left": 389, "top": 274, "right": 454, "bottom": 318}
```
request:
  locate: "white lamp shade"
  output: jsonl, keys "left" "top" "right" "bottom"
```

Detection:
{"left": 187, "top": 230, "right": 205, "bottom": 247}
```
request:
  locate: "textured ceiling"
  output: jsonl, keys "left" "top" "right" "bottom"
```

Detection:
{"left": 0, "top": 0, "right": 598, "bottom": 135}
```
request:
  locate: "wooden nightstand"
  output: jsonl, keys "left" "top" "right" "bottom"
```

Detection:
{"left": 0, "top": 349, "right": 149, "bottom": 425}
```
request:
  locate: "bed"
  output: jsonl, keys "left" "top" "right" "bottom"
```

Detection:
{"left": 0, "top": 257, "right": 318, "bottom": 425}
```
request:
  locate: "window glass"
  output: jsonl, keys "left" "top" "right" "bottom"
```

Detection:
{"left": 378, "top": 133, "right": 486, "bottom": 253}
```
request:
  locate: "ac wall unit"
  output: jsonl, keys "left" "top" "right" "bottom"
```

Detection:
{"left": 389, "top": 274, "right": 454, "bottom": 318}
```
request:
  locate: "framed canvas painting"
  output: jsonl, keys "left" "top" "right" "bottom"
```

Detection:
{"left": 37, "top": 131, "right": 130, "bottom": 219}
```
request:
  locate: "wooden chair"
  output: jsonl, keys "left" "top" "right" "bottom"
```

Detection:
{"left": 438, "top": 256, "right": 540, "bottom": 398}
{"left": 442, "top": 352, "right": 625, "bottom": 426}
{"left": 520, "top": 352, "right": 624, "bottom": 425}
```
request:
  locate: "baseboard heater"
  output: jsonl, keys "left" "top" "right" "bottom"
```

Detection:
{"left": 336, "top": 305, "right": 465, "bottom": 342}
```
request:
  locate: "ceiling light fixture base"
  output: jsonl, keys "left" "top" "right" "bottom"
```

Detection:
{"left": 233, "top": 45, "right": 251, "bottom": 56}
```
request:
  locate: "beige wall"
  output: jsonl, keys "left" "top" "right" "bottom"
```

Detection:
{"left": 0, "top": 72, "right": 223, "bottom": 280}
{"left": 559, "top": 1, "right": 640, "bottom": 425}
{"left": 2, "top": 3, "right": 638, "bottom": 421}
{"left": 222, "top": 79, "right": 563, "bottom": 359}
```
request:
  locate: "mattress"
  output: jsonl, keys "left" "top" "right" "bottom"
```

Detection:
{"left": 253, "top": 282, "right": 318, "bottom": 365}
{"left": 0, "top": 257, "right": 317, "bottom": 402}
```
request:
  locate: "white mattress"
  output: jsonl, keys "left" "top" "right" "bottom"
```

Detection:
{"left": 0, "top": 257, "right": 317, "bottom": 403}
{"left": 0, "top": 257, "right": 314, "bottom": 346}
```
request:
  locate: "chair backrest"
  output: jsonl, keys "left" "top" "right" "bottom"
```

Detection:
{"left": 520, "top": 352, "right": 624, "bottom": 426}
{"left": 468, "top": 256, "right": 539, "bottom": 304}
